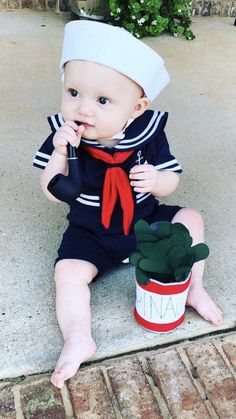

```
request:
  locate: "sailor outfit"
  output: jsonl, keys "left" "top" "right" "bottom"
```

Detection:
{"left": 33, "top": 109, "right": 183, "bottom": 275}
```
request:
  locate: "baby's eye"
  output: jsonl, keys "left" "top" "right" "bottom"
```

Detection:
{"left": 69, "top": 89, "right": 79, "bottom": 97}
{"left": 98, "top": 96, "right": 110, "bottom": 105}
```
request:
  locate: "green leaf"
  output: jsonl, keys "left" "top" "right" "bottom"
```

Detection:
{"left": 172, "top": 222, "right": 190, "bottom": 235}
{"left": 190, "top": 243, "right": 210, "bottom": 262}
{"left": 135, "top": 267, "right": 150, "bottom": 284}
{"left": 168, "top": 245, "right": 187, "bottom": 269}
{"left": 134, "top": 219, "right": 151, "bottom": 240}
{"left": 139, "top": 239, "right": 168, "bottom": 258}
{"left": 139, "top": 234, "right": 158, "bottom": 243}
{"left": 174, "top": 266, "right": 191, "bottom": 282}
{"left": 167, "top": 233, "right": 189, "bottom": 247}
{"left": 155, "top": 221, "right": 173, "bottom": 239}
{"left": 139, "top": 256, "right": 171, "bottom": 274}
{"left": 129, "top": 252, "right": 142, "bottom": 267}
{"left": 132, "top": 2, "right": 141, "bottom": 13}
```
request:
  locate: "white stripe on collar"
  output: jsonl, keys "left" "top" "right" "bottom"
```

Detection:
{"left": 115, "top": 111, "right": 163, "bottom": 149}
{"left": 48, "top": 110, "right": 165, "bottom": 150}
{"left": 117, "top": 113, "right": 159, "bottom": 144}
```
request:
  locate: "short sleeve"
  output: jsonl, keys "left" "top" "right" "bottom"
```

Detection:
{"left": 145, "top": 113, "right": 182, "bottom": 173}
{"left": 33, "top": 132, "right": 55, "bottom": 169}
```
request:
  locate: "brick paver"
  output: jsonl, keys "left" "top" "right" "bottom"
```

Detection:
{"left": 0, "top": 384, "right": 16, "bottom": 419}
{"left": 19, "top": 378, "right": 66, "bottom": 419}
{"left": 68, "top": 367, "right": 115, "bottom": 418}
{"left": 148, "top": 349, "right": 211, "bottom": 418}
{"left": 107, "top": 357, "right": 162, "bottom": 418}
{"left": 1, "top": 332, "right": 236, "bottom": 418}
{"left": 186, "top": 342, "right": 236, "bottom": 418}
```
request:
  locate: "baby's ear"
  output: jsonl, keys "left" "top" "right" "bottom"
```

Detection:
{"left": 132, "top": 96, "right": 150, "bottom": 120}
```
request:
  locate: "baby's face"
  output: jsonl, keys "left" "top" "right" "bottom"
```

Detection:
{"left": 61, "top": 60, "right": 148, "bottom": 142}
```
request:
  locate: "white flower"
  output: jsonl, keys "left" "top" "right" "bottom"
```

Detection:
{"left": 132, "top": 15, "right": 136, "bottom": 20}
{"left": 151, "top": 20, "right": 157, "bottom": 25}
{"left": 178, "top": 8, "right": 182, "bottom": 13}
{"left": 140, "top": 0, "right": 144, "bottom": 3}
{"left": 117, "top": 7, "right": 121, "bottom": 13}
{"left": 137, "top": 17, "right": 145, "bottom": 26}
{"left": 135, "top": 33, "right": 141, "bottom": 38}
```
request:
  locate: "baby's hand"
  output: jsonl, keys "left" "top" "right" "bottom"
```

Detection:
{"left": 53, "top": 121, "right": 85, "bottom": 156}
{"left": 129, "top": 164, "right": 158, "bottom": 193}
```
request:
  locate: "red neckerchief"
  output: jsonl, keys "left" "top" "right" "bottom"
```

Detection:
{"left": 82, "top": 146, "right": 134, "bottom": 236}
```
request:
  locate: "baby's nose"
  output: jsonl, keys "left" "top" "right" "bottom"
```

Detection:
{"left": 78, "top": 99, "right": 93, "bottom": 117}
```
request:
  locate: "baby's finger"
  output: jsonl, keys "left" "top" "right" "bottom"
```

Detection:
{"left": 54, "top": 136, "right": 68, "bottom": 147}
{"left": 129, "top": 171, "right": 151, "bottom": 181}
{"left": 59, "top": 129, "right": 78, "bottom": 147}
{"left": 76, "top": 124, "right": 85, "bottom": 138}
{"left": 66, "top": 136, "right": 80, "bottom": 148}
{"left": 131, "top": 179, "right": 151, "bottom": 188}
{"left": 60, "top": 125, "right": 78, "bottom": 138}
{"left": 130, "top": 164, "right": 154, "bottom": 174}
{"left": 133, "top": 184, "right": 151, "bottom": 193}
{"left": 63, "top": 120, "right": 81, "bottom": 131}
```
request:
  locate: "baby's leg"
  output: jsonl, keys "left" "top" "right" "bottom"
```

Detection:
{"left": 172, "top": 208, "right": 223, "bottom": 326}
{"left": 50, "top": 259, "right": 97, "bottom": 389}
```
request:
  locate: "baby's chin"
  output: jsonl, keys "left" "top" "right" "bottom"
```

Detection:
{"left": 97, "top": 138, "right": 120, "bottom": 148}
{"left": 81, "top": 134, "right": 118, "bottom": 147}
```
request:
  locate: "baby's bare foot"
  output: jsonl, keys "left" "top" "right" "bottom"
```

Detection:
{"left": 186, "top": 286, "right": 223, "bottom": 326}
{"left": 50, "top": 336, "right": 96, "bottom": 389}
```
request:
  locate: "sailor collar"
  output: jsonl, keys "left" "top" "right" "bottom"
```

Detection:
{"left": 47, "top": 110, "right": 168, "bottom": 152}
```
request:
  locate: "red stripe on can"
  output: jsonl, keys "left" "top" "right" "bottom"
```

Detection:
{"left": 134, "top": 308, "right": 185, "bottom": 332}
{"left": 137, "top": 273, "right": 191, "bottom": 295}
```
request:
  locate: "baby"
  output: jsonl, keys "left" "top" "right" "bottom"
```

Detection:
{"left": 33, "top": 21, "right": 222, "bottom": 388}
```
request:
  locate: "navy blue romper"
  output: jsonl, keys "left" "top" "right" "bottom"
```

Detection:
{"left": 33, "top": 110, "right": 182, "bottom": 275}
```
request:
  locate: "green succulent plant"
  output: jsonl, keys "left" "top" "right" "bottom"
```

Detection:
{"left": 130, "top": 220, "right": 209, "bottom": 285}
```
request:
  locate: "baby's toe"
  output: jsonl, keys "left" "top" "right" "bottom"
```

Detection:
{"left": 51, "top": 369, "right": 66, "bottom": 388}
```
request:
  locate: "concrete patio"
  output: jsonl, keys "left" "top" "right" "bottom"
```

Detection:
{"left": 0, "top": 10, "right": 236, "bottom": 381}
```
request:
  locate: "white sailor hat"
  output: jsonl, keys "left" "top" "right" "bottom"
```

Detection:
{"left": 60, "top": 20, "right": 169, "bottom": 102}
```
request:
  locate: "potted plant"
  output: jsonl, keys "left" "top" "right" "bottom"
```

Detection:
{"left": 130, "top": 220, "right": 209, "bottom": 332}
{"left": 109, "top": 0, "right": 195, "bottom": 40}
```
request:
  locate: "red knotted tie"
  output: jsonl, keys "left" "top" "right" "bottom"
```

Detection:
{"left": 83, "top": 147, "right": 134, "bottom": 236}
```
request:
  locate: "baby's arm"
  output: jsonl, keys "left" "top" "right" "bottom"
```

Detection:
{"left": 129, "top": 164, "right": 180, "bottom": 197}
{"left": 40, "top": 121, "right": 85, "bottom": 202}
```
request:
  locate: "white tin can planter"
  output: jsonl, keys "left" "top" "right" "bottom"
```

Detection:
{"left": 134, "top": 273, "right": 191, "bottom": 333}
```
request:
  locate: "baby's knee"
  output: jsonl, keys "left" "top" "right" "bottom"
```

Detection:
{"left": 186, "top": 208, "right": 204, "bottom": 229}
{"left": 172, "top": 207, "right": 205, "bottom": 243}
{"left": 55, "top": 259, "right": 97, "bottom": 285}
{"left": 174, "top": 207, "right": 204, "bottom": 228}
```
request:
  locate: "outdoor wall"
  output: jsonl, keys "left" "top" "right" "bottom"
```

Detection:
{"left": 0, "top": 0, "right": 236, "bottom": 17}
{"left": 0, "top": 0, "right": 62, "bottom": 11}
{"left": 193, "top": 0, "right": 236, "bottom": 16}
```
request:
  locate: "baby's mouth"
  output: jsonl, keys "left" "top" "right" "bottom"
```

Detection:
{"left": 75, "top": 120, "right": 93, "bottom": 129}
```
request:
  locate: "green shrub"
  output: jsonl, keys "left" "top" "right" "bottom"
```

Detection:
{"left": 109, "top": 0, "right": 195, "bottom": 39}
